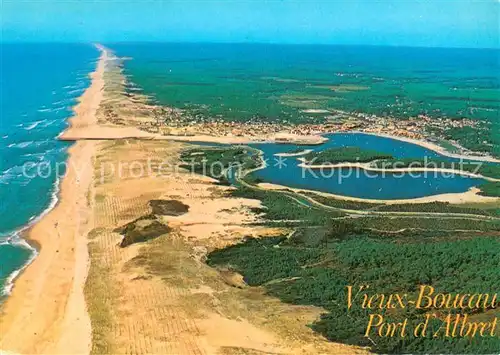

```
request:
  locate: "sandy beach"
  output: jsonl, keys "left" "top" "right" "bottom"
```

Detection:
{"left": 81, "top": 138, "right": 366, "bottom": 354}
{"left": 350, "top": 131, "right": 500, "bottom": 164}
{"left": 59, "top": 50, "right": 499, "bottom": 166}
{"left": 257, "top": 182, "right": 500, "bottom": 205}
{"left": 0, "top": 45, "right": 107, "bottom": 354}
{"left": 296, "top": 161, "right": 500, "bottom": 182}
{"left": 1, "top": 42, "right": 497, "bottom": 355}
{"left": 1, "top": 45, "right": 368, "bottom": 355}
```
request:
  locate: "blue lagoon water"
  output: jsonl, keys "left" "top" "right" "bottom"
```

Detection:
{"left": 110, "top": 43, "right": 498, "bottom": 199}
{"left": 250, "top": 133, "right": 487, "bottom": 200}
{"left": 0, "top": 43, "right": 97, "bottom": 296}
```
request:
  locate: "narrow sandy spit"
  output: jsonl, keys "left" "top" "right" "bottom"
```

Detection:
{"left": 258, "top": 182, "right": 500, "bottom": 204}
{"left": 349, "top": 131, "right": 500, "bottom": 163}
{"left": 1, "top": 42, "right": 496, "bottom": 355}
{"left": 0, "top": 45, "right": 107, "bottom": 354}
{"left": 296, "top": 161, "right": 500, "bottom": 182}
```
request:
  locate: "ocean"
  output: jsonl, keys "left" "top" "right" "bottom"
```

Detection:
{"left": 1, "top": 42, "right": 498, "bottom": 296}
{"left": 0, "top": 43, "right": 98, "bottom": 297}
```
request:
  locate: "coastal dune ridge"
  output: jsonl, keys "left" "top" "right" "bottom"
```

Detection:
{"left": 1, "top": 43, "right": 370, "bottom": 355}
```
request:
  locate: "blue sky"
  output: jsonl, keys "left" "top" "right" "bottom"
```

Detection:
{"left": 1, "top": 0, "right": 499, "bottom": 48}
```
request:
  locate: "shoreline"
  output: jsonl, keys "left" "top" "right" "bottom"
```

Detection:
{"left": 0, "top": 42, "right": 498, "bottom": 353}
{"left": 58, "top": 53, "right": 500, "bottom": 165}
{"left": 61, "top": 128, "right": 500, "bottom": 165}
{"left": 0, "top": 45, "right": 106, "bottom": 354}
{"left": 296, "top": 161, "right": 500, "bottom": 182}
{"left": 239, "top": 152, "right": 499, "bottom": 205}
{"left": 0, "top": 173, "right": 63, "bottom": 297}
{"left": 348, "top": 131, "right": 500, "bottom": 164}
{"left": 257, "top": 182, "right": 500, "bottom": 205}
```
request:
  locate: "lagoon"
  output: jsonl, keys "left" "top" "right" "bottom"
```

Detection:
{"left": 249, "top": 133, "right": 489, "bottom": 200}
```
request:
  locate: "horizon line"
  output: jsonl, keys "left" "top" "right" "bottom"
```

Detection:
{"left": 1, "top": 40, "right": 499, "bottom": 51}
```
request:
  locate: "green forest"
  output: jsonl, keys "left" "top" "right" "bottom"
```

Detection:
{"left": 478, "top": 182, "right": 500, "bottom": 198}
{"left": 208, "top": 232, "right": 500, "bottom": 354}
{"left": 443, "top": 126, "right": 496, "bottom": 156}
{"left": 303, "top": 147, "right": 394, "bottom": 165}
{"left": 186, "top": 145, "right": 500, "bottom": 353}
{"left": 180, "top": 146, "right": 260, "bottom": 184}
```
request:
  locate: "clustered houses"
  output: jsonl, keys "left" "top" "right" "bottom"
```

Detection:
{"left": 107, "top": 86, "right": 479, "bottom": 148}
{"left": 152, "top": 105, "right": 478, "bottom": 144}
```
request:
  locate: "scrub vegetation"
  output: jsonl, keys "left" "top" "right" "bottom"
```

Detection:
{"left": 207, "top": 232, "right": 500, "bottom": 354}
{"left": 180, "top": 147, "right": 260, "bottom": 184}
{"left": 478, "top": 181, "right": 500, "bottom": 197}
{"left": 188, "top": 146, "right": 500, "bottom": 353}
{"left": 303, "top": 146, "right": 394, "bottom": 165}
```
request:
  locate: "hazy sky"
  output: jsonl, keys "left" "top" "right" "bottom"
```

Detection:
{"left": 2, "top": 0, "right": 499, "bottom": 48}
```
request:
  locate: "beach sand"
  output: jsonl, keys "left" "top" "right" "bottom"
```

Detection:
{"left": 297, "top": 161, "right": 500, "bottom": 182}
{"left": 1, "top": 45, "right": 367, "bottom": 354}
{"left": 83, "top": 138, "right": 366, "bottom": 354}
{"left": 0, "top": 47, "right": 106, "bottom": 353}
{"left": 352, "top": 131, "right": 500, "bottom": 164}
{"left": 258, "top": 182, "right": 499, "bottom": 205}
{"left": 2, "top": 42, "right": 496, "bottom": 354}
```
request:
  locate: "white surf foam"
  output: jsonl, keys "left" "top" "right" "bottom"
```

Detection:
{"left": 0, "top": 234, "right": 38, "bottom": 297}
{"left": 66, "top": 88, "right": 85, "bottom": 96}
{"left": 23, "top": 120, "right": 45, "bottom": 131}
{"left": 0, "top": 175, "right": 61, "bottom": 296}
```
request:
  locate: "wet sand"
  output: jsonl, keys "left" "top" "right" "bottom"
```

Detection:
{"left": 1, "top": 42, "right": 495, "bottom": 355}
{"left": 1, "top": 44, "right": 367, "bottom": 355}
{"left": 0, "top": 44, "right": 108, "bottom": 354}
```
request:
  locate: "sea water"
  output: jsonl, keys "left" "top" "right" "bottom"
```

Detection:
{"left": 0, "top": 43, "right": 97, "bottom": 297}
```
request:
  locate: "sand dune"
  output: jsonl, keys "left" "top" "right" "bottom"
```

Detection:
{"left": 1, "top": 44, "right": 367, "bottom": 355}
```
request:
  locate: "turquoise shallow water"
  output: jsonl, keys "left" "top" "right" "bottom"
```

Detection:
{"left": 0, "top": 43, "right": 497, "bottom": 297}
{"left": 0, "top": 43, "right": 97, "bottom": 297}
